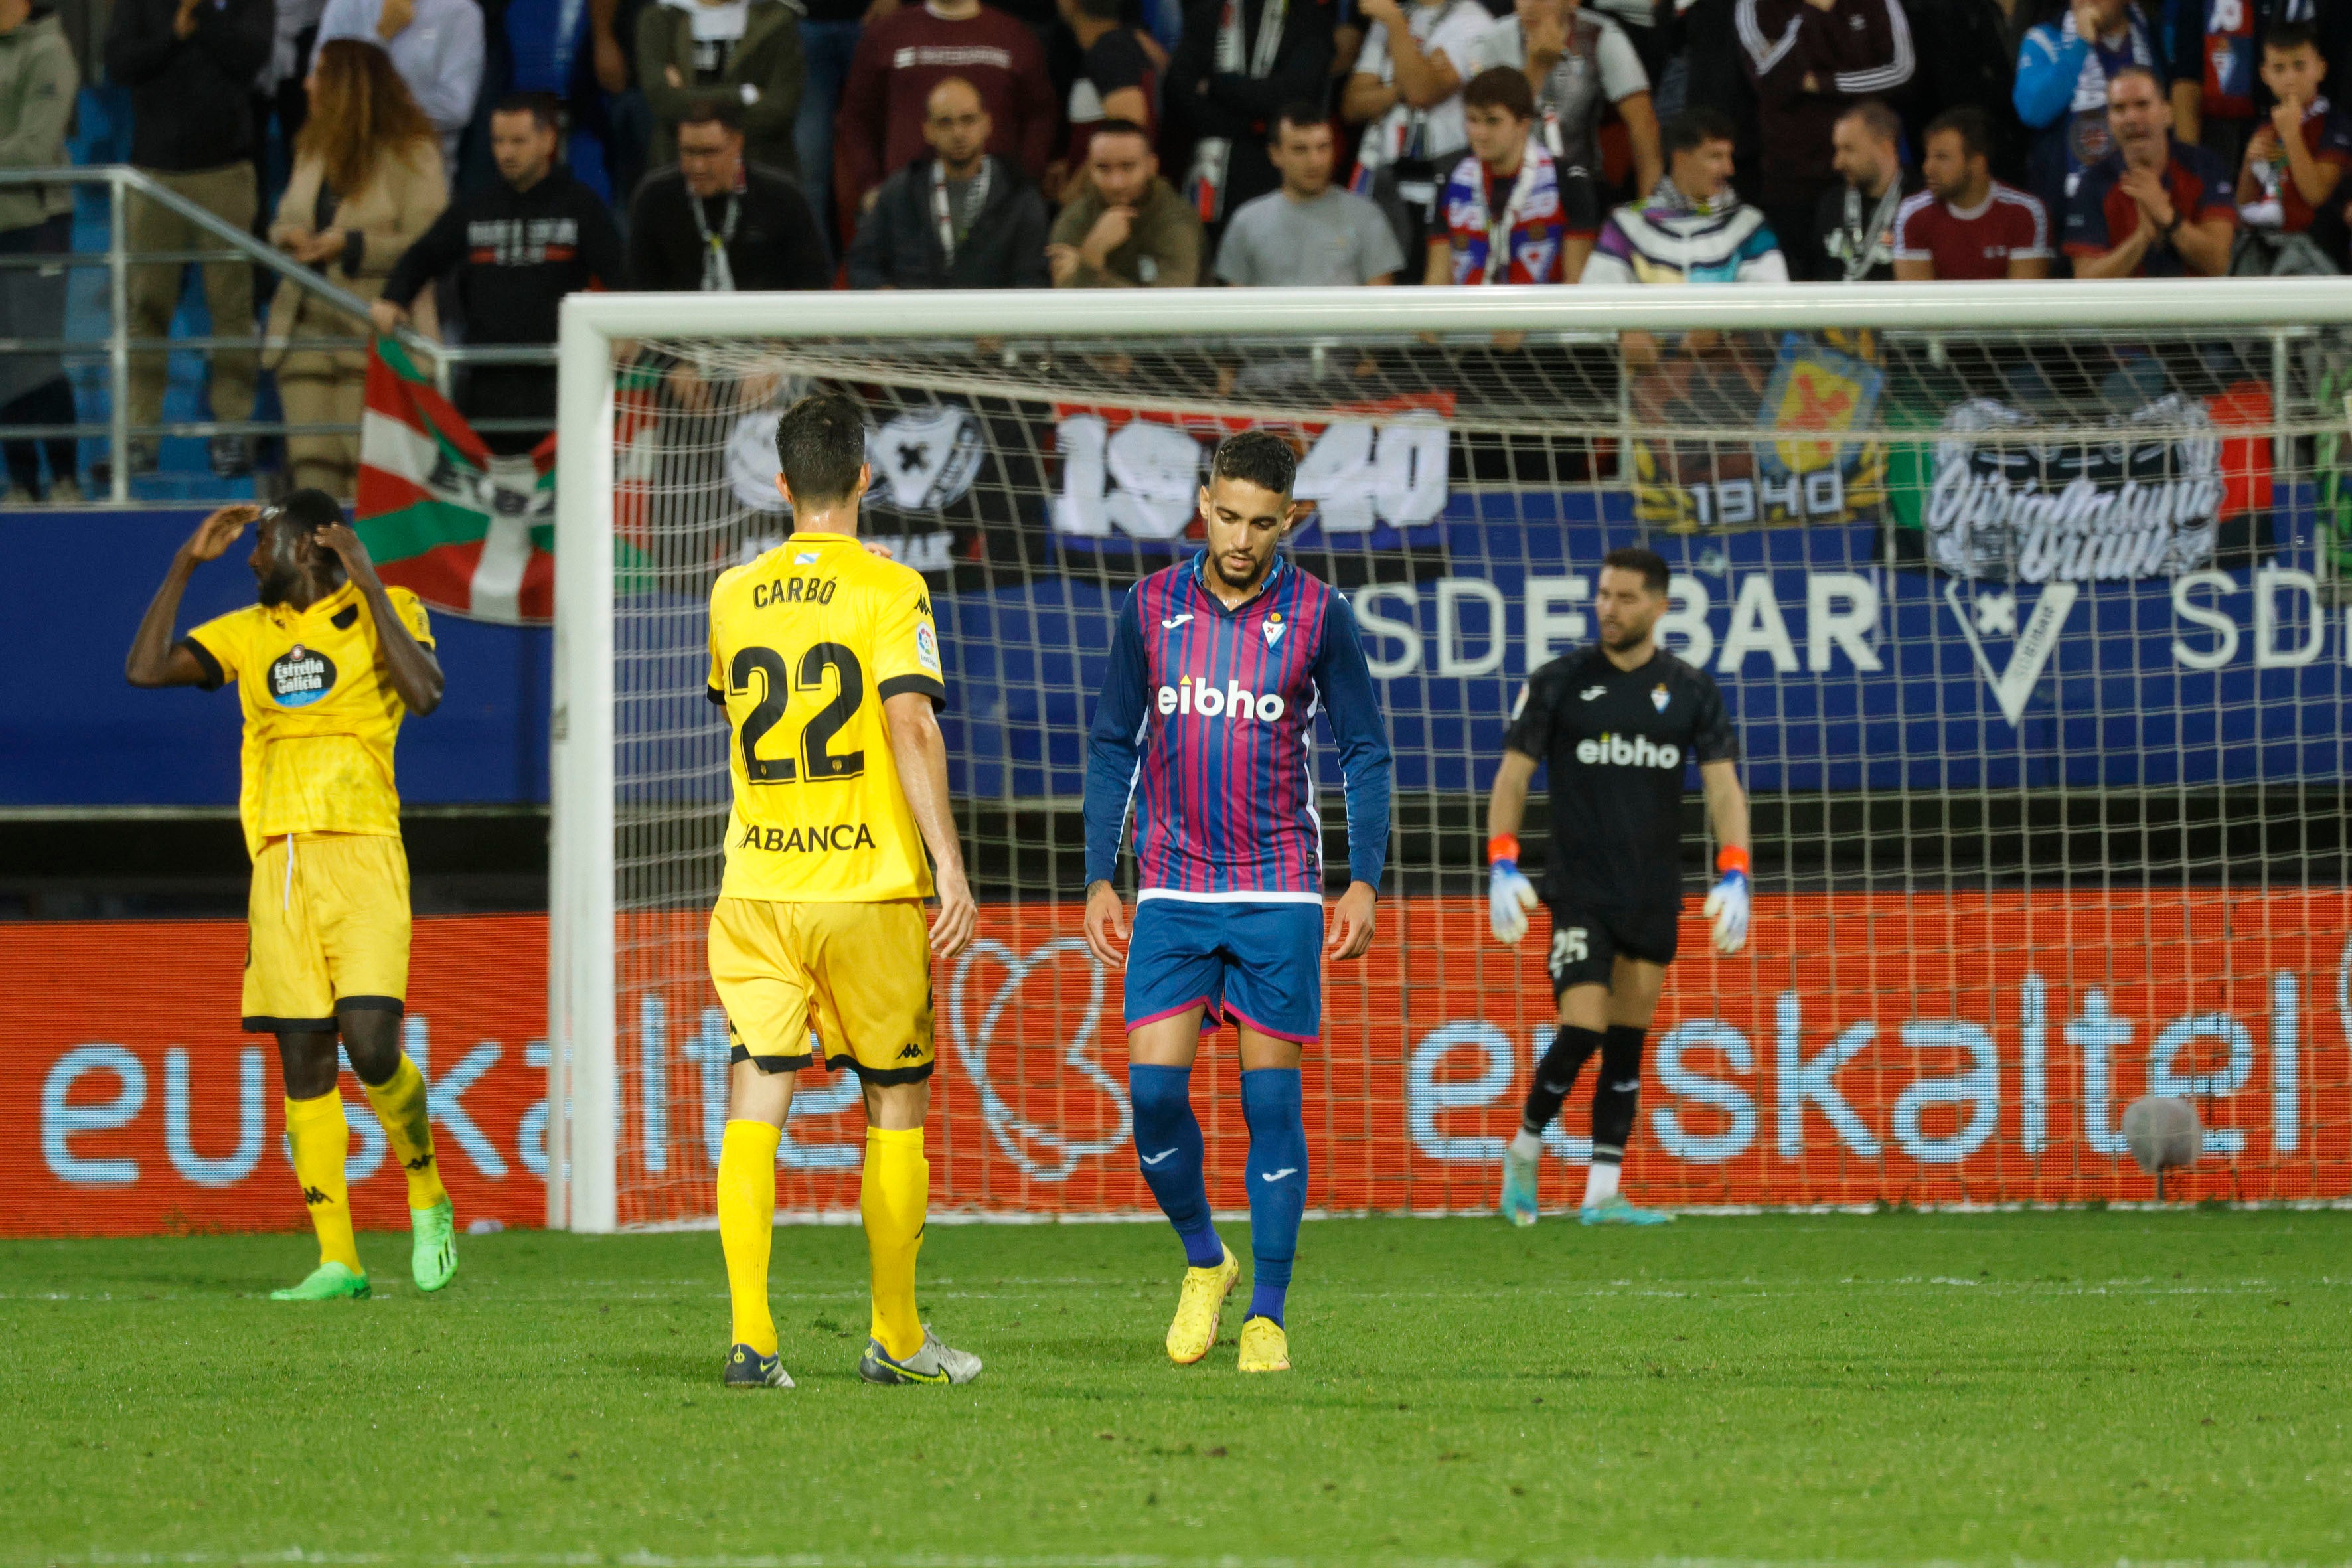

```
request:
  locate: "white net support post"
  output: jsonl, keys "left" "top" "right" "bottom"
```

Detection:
{"left": 552, "top": 281, "right": 2352, "bottom": 1233}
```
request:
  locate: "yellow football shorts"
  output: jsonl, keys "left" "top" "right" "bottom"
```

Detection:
{"left": 243, "top": 832, "right": 412, "bottom": 1034}
{"left": 709, "top": 897, "right": 935, "bottom": 1085}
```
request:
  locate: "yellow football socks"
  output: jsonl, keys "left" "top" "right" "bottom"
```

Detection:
{"left": 284, "top": 1091, "right": 362, "bottom": 1274}
{"left": 716, "top": 1119, "right": 781, "bottom": 1356}
{"left": 861, "top": 1125, "right": 929, "bottom": 1362}
{"left": 362, "top": 1054, "right": 449, "bottom": 1212}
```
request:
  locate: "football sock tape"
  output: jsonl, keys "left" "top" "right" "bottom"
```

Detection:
{"left": 284, "top": 1091, "right": 362, "bottom": 1274}
{"left": 1128, "top": 1063, "right": 1224, "bottom": 1269}
{"left": 716, "top": 1119, "right": 781, "bottom": 1358}
{"left": 1241, "top": 1067, "right": 1306, "bottom": 1327}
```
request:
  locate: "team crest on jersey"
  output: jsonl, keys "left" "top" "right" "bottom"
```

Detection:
{"left": 269, "top": 644, "right": 335, "bottom": 708}
{"left": 1651, "top": 684, "right": 1670, "bottom": 713}
{"left": 1263, "top": 613, "right": 1285, "bottom": 648}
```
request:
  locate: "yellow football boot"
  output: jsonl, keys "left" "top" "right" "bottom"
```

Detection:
{"left": 1237, "top": 1314, "right": 1290, "bottom": 1373}
{"left": 1165, "top": 1244, "right": 1239, "bottom": 1364}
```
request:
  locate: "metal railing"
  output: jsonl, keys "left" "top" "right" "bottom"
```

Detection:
{"left": 0, "top": 165, "right": 557, "bottom": 504}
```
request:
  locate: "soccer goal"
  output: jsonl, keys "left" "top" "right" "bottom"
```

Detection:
{"left": 548, "top": 281, "right": 2352, "bottom": 1233}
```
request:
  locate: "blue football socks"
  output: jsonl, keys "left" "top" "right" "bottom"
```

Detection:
{"left": 1240, "top": 1067, "right": 1307, "bottom": 1326}
{"left": 1128, "top": 1063, "right": 1224, "bottom": 1269}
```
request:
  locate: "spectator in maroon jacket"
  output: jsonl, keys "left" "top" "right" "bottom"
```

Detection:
{"left": 1735, "top": 0, "right": 1918, "bottom": 279}
{"left": 832, "top": 0, "right": 1058, "bottom": 236}
{"left": 2065, "top": 64, "right": 2235, "bottom": 277}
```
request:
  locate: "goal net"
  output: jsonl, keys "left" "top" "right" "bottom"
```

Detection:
{"left": 548, "top": 284, "right": 2352, "bottom": 1232}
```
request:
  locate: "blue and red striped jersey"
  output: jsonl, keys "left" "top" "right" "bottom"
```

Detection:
{"left": 1083, "top": 552, "right": 1393, "bottom": 900}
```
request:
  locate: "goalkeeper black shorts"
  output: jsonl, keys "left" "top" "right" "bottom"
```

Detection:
{"left": 1540, "top": 894, "right": 1679, "bottom": 994}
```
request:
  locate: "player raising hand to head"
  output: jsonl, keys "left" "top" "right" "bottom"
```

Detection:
{"left": 125, "top": 492, "right": 456, "bottom": 1300}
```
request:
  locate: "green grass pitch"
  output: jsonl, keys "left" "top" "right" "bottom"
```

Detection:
{"left": 5, "top": 1210, "right": 2348, "bottom": 1567}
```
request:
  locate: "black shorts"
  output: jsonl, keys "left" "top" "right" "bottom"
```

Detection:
{"left": 1541, "top": 895, "right": 1679, "bottom": 994}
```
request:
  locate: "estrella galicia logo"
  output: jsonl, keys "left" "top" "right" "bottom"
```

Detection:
{"left": 269, "top": 643, "right": 337, "bottom": 707}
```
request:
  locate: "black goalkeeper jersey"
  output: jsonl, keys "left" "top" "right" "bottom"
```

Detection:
{"left": 1502, "top": 645, "right": 1739, "bottom": 909}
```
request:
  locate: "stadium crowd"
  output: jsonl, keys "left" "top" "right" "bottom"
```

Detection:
{"left": 1, "top": 0, "right": 2348, "bottom": 499}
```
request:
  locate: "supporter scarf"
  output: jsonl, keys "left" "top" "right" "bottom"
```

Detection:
{"left": 1442, "top": 140, "right": 1563, "bottom": 284}
{"left": 1645, "top": 171, "right": 1739, "bottom": 220}
{"left": 931, "top": 157, "right": 992, "bottom": 266}
{"left": 1185, "top": 0, "right": 1287, "bottom": 222}
{"left": 2058, "top": 8, "right": 2154, "bottom": 115}
{"left": 1836, "top": 177, "right": 1907, "bottom": 281}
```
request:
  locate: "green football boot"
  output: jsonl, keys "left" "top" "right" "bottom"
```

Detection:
{"left": 1579, "top": 1195, "right": 1674, "bottom": 1227}
{"left": 410, "top": 1198, "right": 459, "bottom": 1293}
{"left": 270, "top": 1261, "right": 371, "bottom": 1300}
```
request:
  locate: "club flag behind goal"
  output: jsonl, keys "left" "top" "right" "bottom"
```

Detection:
{"left": 353, "top": 339, "right": 557, "bottom": 624}
{"left": 547, "top": 285, "right": 2352, "bottom": 1232}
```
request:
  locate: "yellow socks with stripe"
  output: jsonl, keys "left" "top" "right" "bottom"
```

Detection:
{"left": 716, "top": 1119, "right": 781, "bottom": 1357}
{"left": 362, "top": 1054, "right": 448, "bottom": 1212}
{"left": 285, "top": 1091, "right": 362, "bottom": 1274}
{"left": 861, "top": 1126, "right": 928, "bottom": 1362}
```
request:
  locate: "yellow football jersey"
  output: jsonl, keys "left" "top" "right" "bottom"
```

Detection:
{"left": 183, "top": 582, "right": 433, "bottom": 858}
{"left": 706, "top": 530, "right": 946, "bottom": 903}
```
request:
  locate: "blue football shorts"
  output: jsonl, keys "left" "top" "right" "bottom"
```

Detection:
{"left": 1121, "top": 896, "right": 1324, "bottom": 1044}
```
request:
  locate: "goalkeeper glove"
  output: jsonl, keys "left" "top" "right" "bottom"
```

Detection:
{"left": 1703, "top": 847, "right": 1750, "bottom": 955}
{"left": 1487, "top": 834, "right": 1539, "bottom": 945}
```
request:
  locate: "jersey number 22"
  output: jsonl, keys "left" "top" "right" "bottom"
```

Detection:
{"left": 730, "top": 641, "right": 866, "bottom": 783}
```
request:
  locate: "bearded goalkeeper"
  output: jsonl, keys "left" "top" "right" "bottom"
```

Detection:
{"left": 125, "top": 491, "right": 456, "bottom": 1300}
{"left": 1487, "top": 546, "right": 1750, "bottom": 1227}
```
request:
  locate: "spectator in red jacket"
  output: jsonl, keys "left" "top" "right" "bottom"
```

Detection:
{"left": 832, "top": 0, "right": 1058, "bottom": 236}
{"left": 1735, "top": 0, "right": 1917, "bottom": 279}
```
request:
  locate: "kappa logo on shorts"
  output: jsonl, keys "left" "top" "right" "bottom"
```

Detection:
{"left": 896, "top": 1042, "right": 924, "bottom": 1061}
{"left": 269, "top": 644, "right": 337, "bottom": 708}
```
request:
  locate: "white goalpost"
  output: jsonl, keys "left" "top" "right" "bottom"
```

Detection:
{"left": 549, "top": 281, "right": 2352, "bottom": 1233}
